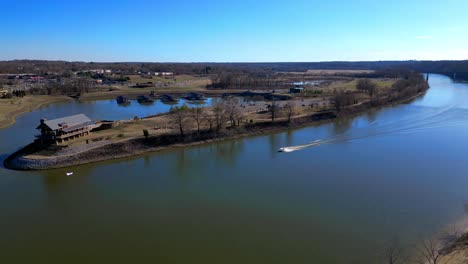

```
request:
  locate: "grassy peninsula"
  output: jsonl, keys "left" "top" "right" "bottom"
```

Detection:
{"left": 4, "top": 69, "right": 429, "bottom": 170}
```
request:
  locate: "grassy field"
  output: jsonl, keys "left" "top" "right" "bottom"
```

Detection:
{"left": 326, "top": 78, "right": 395, "bottom": 91}
{"left": 126, "top": 74, "right": 173, "bottom": 84}
{"left": 306, "top": 69, "right": 374, "bottom": 75}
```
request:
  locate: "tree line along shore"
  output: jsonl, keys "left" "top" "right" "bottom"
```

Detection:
{"left": 4, "top": 69, "right": 429, "bottom": 170}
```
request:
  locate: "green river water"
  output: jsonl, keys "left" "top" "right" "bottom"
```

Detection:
{"left": 1, "top": 74, "right": 468, "bottom": 263}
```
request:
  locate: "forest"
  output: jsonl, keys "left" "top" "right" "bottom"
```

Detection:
{"left": 1, "top": 60, "right": 468, "bottom": 80}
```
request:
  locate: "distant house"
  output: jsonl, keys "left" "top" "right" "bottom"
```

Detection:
{"left": 289, "top": 87, "right": 304, "bottom": 93}
{"left": 36, "top": 114, "right": 93, "bottom": 144}
{"left": 155, "top": 72, "right": 174, "bottom": 76}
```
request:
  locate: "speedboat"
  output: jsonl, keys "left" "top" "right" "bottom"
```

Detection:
{"left": 66, "top": 172, "right": 73, "bottom": 176}
{"left": 278, "top": 147, "right": 292, "bottom": 152}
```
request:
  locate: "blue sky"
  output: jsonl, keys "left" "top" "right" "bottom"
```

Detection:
{"left": 2, "top": 0, "right": 468, "bottom": 62}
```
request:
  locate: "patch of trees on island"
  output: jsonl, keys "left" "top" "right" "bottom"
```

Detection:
{"left": 332, "top": 70, "right": 429, "bottom": 111}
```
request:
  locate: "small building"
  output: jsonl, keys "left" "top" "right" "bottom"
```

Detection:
{"left": 36, "top": 114, "right": 93, "bottom": 144}
{"left": 155, "top": 72, "right": 174, "bottom": 76}
{"left": 289, "top": 87, "right": 304, "bottom": 93}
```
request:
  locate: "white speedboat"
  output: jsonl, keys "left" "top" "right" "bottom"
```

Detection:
{"left": 66, "top": 172, "right": 73, "bottom": 176}
{"left": 278, "top": 147, "right": 292, "bottom": 152}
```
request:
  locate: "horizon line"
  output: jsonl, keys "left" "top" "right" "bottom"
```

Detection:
{"left": 1, "top": 59, "right": 468, "bottom": 64}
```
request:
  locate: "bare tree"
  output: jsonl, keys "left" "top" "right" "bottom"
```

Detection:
{"left": 223, "top": 97, "right": 241, "bottom": 127}
{"left": 439, "top": 225, "right": 462, "bottom": 246}
{"left": 269, "top": 100, "right": 280, "bottom": 122}
{"left": 202, "top": 111, "right": 215, "bottom": 131}
{"left": 284, "top": 102, "right": 295, "bottom": 123}
{"left": 380, "top": 240, "right": 406, "bottom": 264}
{"left": 169, "top": 104, "right": 190, "bottom": 137}
{"left": 190, "top": 106, "right": 205, "bottom": 135}
{"left": 414, "top": 237, "right": 441, "bottom": 264}
{"left": 212, "top": 99, "right": 227, "bottom": 131}
{"left": 332, "top": 90, "right": 357, "bottom": 111}
{"left": 357, "top": 78, "right": 377, "bottom": 96}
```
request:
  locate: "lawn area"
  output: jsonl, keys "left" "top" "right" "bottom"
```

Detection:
{"left": 306, "top": 69, "right": 374, "bottom": 75}
{"left": 126, "top": 74, "right": 173, "bottom": 84}
{"left": 327, "top": 78, "right": 395, "bottom": 91}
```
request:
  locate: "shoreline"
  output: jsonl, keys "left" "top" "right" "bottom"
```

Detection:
{"left": 3, "top": 87, "right": 428, "bottom": 171}
{"left": 0, "top": 96, "right": 72, "bottom": 129}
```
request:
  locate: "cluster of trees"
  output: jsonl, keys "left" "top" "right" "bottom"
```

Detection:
{"left": 27, "top": 78, "right": 97, "bottom": 96}
{"left": 331, "top": 91, "right": 359, "bottom": 111}
{"left": 167, "top": 98, "right": 246, "bottom": 137}
{"left": 161, "top": 98, "right": 298, "bottom": 138}
{"left": 378, "top": 224, "right": 466, "bottom": 264}
{"left": 12, "top": 90, "right": 26, "bottom": 97}
{"left": 332, "top": 70, "right": 428, "bottom": 111}
{"left": 2, "top": 60, "right": 468, "bottom": 80}
{"left": 356, "top": 78, "right": 377, "bottom": 96}
{"left": 0, "top": 60, "right": 258, "bottom": 76}
{"left": 389, "top": 71, "right": 429, "bottom": 100}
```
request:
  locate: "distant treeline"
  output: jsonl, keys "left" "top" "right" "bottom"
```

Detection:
{"left": 1, "top": 60, "right": 468, "bottom": 80}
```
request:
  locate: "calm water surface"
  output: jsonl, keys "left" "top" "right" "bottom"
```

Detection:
{"left": 1, "top": 74, "right": 468, "bottom": 263}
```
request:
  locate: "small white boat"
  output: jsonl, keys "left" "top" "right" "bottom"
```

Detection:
{"left": 278, "top": 147, "right": 293, "bottom": 153}
{"left": 66, "top": 172, "right": 73, "bottom": 176}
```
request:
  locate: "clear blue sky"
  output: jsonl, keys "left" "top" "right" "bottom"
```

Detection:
{"left": 2, "top": 0, "right": 468, "bottom": 62}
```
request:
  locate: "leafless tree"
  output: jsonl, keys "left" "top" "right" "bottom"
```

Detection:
{"left": 357, "top": 78, "right": 377, "bottom": 96}
{"left": 380, "top": 240, "right": 406, "bottom": 264}
{"left": 190, "top": 106, "right": 205, "bottom": 135}
{"left": 332, "top": 90, "right": 357, "bottom": 111}
{"left": 284, "top": 102, "right": 295, "bottom": 123}
{"left": 202, "top": 111, "right": 215, "bottom": 131}
{"left": 212, "top": 99, "right": 227, "bottom": 131}
{"left": 169, "top": 105, "right": 190, "bottom": 137}
{"left": 269, "top": 100, "right": 280, "bottom": 122}
{"left": 439, "top": 225, "right": 462, "bottom": 246}
{"left": 414, "top": 237, "right": 441, "bottom": 264}
{"left": 223, "top": 97, "right": 242, "bottom": 127}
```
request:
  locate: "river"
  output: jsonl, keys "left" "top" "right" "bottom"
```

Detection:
{"left": 1, "top": 74, "right": 468, "bottom": 263}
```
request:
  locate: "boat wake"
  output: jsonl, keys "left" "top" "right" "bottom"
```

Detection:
{"left": 278, "top": 139, "right": 328, "bottom": 153}
{"left": 278, "top": 105, "right": 466, "bottom": 153}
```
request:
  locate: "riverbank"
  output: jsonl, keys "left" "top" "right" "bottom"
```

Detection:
{"left": 3, "top": 82, "right": 428, "bottom": 170}
{"left": 430, "top": 213, "right": 468, "bottom": 264}
{"left": 440, "top": 232, "right": 468, "bottom": 264}
{"left": 0, "top": 95, "right": 72, "bottom": 129}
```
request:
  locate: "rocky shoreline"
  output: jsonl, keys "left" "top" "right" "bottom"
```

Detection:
{"left": 3, "top": 85, "right": 428, "bottom": 171}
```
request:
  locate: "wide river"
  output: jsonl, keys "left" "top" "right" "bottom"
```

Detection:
{"left": 1, "top": 74, "right": 468, "bottom": 263}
